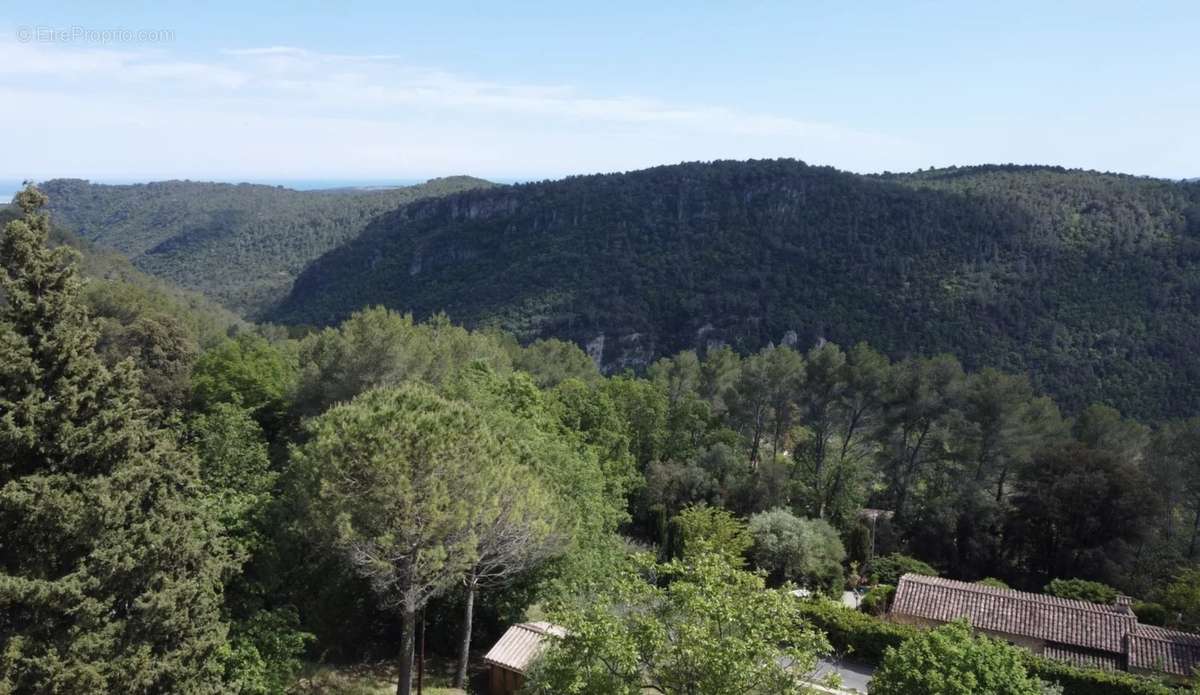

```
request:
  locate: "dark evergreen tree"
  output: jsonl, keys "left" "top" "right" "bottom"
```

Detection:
{"left": 0, "top": 186, "right": 233, "bottom": 693}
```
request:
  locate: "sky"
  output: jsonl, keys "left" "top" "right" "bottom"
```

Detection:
{"left": 1, "top": 0, "right": 1197, "bottom": 184}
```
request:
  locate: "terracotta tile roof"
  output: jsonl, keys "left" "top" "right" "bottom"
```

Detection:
{"left": 1129, "top": 624, "right": 1200, "bottom": 677}
{"left": 1043, "top": 644, "right": 1124, "bottom": 671}
{"left": 482, "top": 622, "right": 566, "bottom": 674}
{"left": 890, "top": 574, "right": 1136, "bottom": 653}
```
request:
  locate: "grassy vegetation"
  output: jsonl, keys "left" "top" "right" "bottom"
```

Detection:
{"left": 295, "top": 661, "right": 470, "bottom": 695}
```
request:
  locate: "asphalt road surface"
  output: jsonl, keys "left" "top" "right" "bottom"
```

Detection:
{"left": 812, "top": 657, "right": 874, "bottom": 693}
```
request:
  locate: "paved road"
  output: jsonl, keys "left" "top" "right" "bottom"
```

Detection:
{"left": 812, "top": 657, "right": 874, "bottom": 693}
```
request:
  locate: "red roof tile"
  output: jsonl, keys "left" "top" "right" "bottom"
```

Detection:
{"left": 1043, "top": 644, "right": 1124, "bottom": 671}
{"left": 1129, "top": 624, "right": 1200, "bottom": 677}
{"left": 890, "top": 574, "right": 1136, "bottom": 653}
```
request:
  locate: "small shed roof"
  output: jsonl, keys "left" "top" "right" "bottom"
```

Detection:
{"left": 482, "top": 622, "right": 566, "bottom": 674}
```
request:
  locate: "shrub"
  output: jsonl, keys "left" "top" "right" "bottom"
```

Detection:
{"left": 1044, "top": 578, "right": 1119, "bottom": 605}
{"left": 977, "top": 577, "right": 1010, "bottom": 589}
{"left": 747, "top": 509, "right": 845, "bottom": 594}
{"left": 1132, "top": 602, "right": 1169, "bottom": 627}
{"left": 869, "top": 553, "right": 937, "bottom": 585}
{"left": 871, "top": 620, "right": 1045, "bottom": 695}
{"left": 794, "top": 598, "right": 915, "bottom": 663}
{"left": 860, "top": 584, "right": 895, "bottom": 616}
{"left": 1026, "top": 656, "right": 1173, "bottom": 695}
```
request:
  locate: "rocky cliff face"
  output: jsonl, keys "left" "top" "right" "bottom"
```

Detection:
{"left": 270, "top": 160, "right": 1200, "bottom": 419}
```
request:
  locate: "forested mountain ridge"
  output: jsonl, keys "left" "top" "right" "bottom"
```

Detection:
{"left": 37, "top": 176, "right": 495, "bottom": 317}
{"left": 272, "top": 159, "right": 1200, "bottom": 420}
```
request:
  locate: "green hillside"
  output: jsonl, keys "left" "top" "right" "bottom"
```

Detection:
{"left": 39, "top": 176, "right": 495, "bottom": 317}
{"left": 271, "top": 160, "right": 1200, "bottom": 420}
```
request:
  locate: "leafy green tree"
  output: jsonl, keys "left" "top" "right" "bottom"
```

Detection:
{"left": 961, "top": 369, "right": 1067, "bottom": 505}
{"left": 1162, "top": 568, "right": 1200, "bottom": 630}
{"left": 648, "top": 350, "right": 716, "bottom": 464}
{"left": 0, "top": 186, "right": 234, "bottom": 693}
{"left": 602, "top": 375, "right": 667, "bottom": 471}
{"left": 727, "top": 346, "right": 803, "bottom": 466}
{"left": 223, "top": 608, "right": 311, "bottom": 695}
{"left": 452, "top": 465, "right": 562, "bottom": 688}
{"left": 1010, "top": 444, "right": 1160, "bottom": 583}
{"left": 1073, "top": 404, "right": 1149, "bottom": 464}
{"left": 293, "top": 383, "right": 507, "bottom": 695}
{"left": 673, "top": 505, "right": 752, "bottom": 565}
{"left": 294, "top": 307, "right": 512, "bottom": 416}
{"left": 747, "top": 508, "right": 846, "bottom": 593}
{"left": 870, "top": 553, "right": 938, "bottom": 585}
{"left": 643, "top": 460, "right": 721, "bottom": 543}
{"left": 877, "top": 355, "right": 966, "bottom": 519}
{"left": 871, "top": 620, "right": 1045, "bottom": 695}
{"left": 1133, "top": 602, "right": 1169, "bottom": 627}
{"left": 861, "top": 584, "right": 896, "bottom": 615}
{"left": 441, "top": 368, "right": 608, "bottom": 689}
{"left": 93, "top": 307, "right": 200, "bottom": 412}
{"left": 526, "top": 551, "right": 829, "bottom": 695}
{"left": 188, "top": 402, "right": 312, "bottom": 691}
{"left": 513, "top": 337, "right": 599, "bottom": 388}
{"left": 698, "top": 346, "right": 741, "bottom": 416}
{"left": 547, "top": 378, "right": 639, "bottom": 515}
{"left": 1043, "top": 578, "right": 1118, "bottom": 605}
{"left": 192, "top": 333, "right": 297, "bottom": 439}
{"left": 792, "top": 342, "right": 886, "bottom": 522}
{"left": 1148, "top": 418, "right": 1200, "bottom": 558}
{"left": 189, "top": 402, "right": 277, "bottom": 559}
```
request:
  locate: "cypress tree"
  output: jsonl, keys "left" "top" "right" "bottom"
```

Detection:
{"left": 0, "top": 186, "right": 233, "bottom": 693}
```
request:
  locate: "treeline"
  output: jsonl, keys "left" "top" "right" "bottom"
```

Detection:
{"left": 274, "top": 159, "right": 1200, "bottom": 421}
{"left": 6, "top": 186, "right": 1200, "bottom": 693}
{"left": 37, "top": 176, "right": 495, "bottom": 317}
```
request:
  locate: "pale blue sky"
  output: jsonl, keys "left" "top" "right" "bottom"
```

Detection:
{"left": 1, "top": 1, "right": 1196, "bottom": 182}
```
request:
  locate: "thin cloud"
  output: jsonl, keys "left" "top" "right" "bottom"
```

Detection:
{"left": 0, "top": 38, "right": 922, "bottom": 179}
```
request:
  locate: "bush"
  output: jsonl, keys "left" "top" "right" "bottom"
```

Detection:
{"left": 869, "top": 553, "right": 937, "bottom": 585}
{"left": 794, "top": 598, "right": 915, "bottom": 663}
{"left": 977, "top": 577, "right": 1010, "bottom": 589}
{"left": 871, "top": 620, "right": 1045, "bottom": 695}
{"left": 1132, "top": 602, "right": 1169, "bottom": 627}
{"left": 1044, "top": 578, "right": 1119, "bottom": 605}
{"left": 1026, "top": 656, "right": 1173, "bottom": 695}
{"left": 860, "top": 584, "right": 895, "bottom": 616}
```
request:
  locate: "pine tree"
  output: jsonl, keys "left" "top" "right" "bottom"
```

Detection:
{"left": 0, "top": 186, "right": 234, "bottom": 693}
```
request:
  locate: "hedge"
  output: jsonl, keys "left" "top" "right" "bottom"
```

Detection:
{"left": 795, "top": 599, "right": 1176, "bottom": 695}
{"left": 794, "top": 598, "right": 914, "bottom": 663}
{"left": 1026, "top": 657, "right": 1174, "bottom": 695}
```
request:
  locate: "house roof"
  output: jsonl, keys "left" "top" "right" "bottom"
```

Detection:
{"left": 1042, "top": 644, "right": 1124, "bottom": 672}
{"left": 482, "top": 622, "right": 566, "bottom": 674}
{"left": 1128, "top": 624, "right": 1200, "bottom": 677}
{"left": 891, "top": 574, "right": 1136, "bottom": 653}
{"left": 891, "top": 574, "right": 1200, "bottom": 678}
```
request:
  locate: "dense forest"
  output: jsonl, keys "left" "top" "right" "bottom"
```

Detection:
{"left": 270, "top": 160, "right": 1200, "bottom": 421}
{"left": 6, "top": 185, "right": 1200, "bottom": 693}
{"left": 39, "top": 176, "right": 494, "bottom": 317}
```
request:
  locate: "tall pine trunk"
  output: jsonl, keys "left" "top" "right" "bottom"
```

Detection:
{"left": 454, "top": 583, "right": 477, "bottom": 688}
{"left": 397, "top": 609, "right": 416, "bottom": 695}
